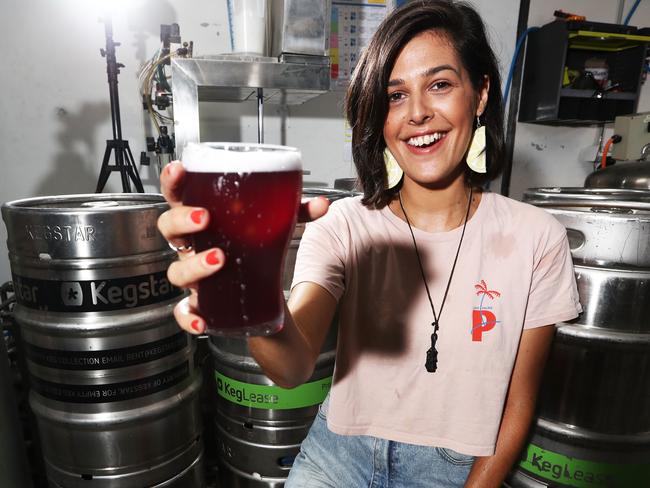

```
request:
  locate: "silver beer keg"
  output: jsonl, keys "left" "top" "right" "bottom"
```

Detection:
{"left": 508, "top": 188, "right": 650, "bottom": 488}
{"left": 2, "top": 194, "right": 204, "bottom": 488}
{"left": 50, "top": 451, "right": 205, "bottom": 488}
{"left": 282, "top": 188, "right": 352, "bottom": 291}
{"left": 0, "top": 322, "right": 33, "bottom": 487}
{"left": 210, "top": 327, "right": 336, "bottom": 488}
{"left": 212, "top": 188, "right": 351, "bottom": 487}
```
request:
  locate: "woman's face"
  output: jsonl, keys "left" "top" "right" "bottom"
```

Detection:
{"left": 383, "top": 31, "right": 488, "bottom": 187}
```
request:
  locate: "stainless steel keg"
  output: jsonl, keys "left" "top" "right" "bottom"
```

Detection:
{"left": 282, "top": 188, "right": 352, "bottom": 291}
{"left": 210, "top": 327, "right": 336, "bottom": 487}
{"left": 509, "top": 188, "right": 650, "bottom": 488}
{"left": 49, "top": 449, "right": 205, "bottom": 488}
{"left": 2, "top": 194, "right": 205, "bottom": 488}
{"left": 212, "top": 188, "right": 350, "bottom": 487}
{"left": 0, "top": 323, "right": 33, "bottom": 487}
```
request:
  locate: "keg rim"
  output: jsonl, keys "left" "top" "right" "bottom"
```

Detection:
{"left": 536, "top": 417, "right": 650, "bottom": 446}
{"left": 555, "top": 323, "right": 650, "bottom": 346}
{"left": 524, "top": 187, "right": 650, "bottom": 211}
{"left": 302, "top": 187, "right": 353, "bottom": 201}
{"left": 525, "top": 187, "right": 650, "bottom": 196}
{"left": 2, "top": 193, "right": 167, "bottom": 213}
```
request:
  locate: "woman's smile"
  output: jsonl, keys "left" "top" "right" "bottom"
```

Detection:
{"left": 404, "top": 131, "right": 448, "bottom": 155}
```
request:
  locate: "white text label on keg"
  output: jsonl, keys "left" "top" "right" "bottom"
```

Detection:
{"left": 30, "top": 362, "right": 191, "bottom": 403}
{"left": 12, "top": 271, "right": 183, "bottom": 311}
{"left": 25, "top": 224, "right": 96, "bottom": 242}
{"left": 25, "top": 332, "right": 188, "bottom": 370}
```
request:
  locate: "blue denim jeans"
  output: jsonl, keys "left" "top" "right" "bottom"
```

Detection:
{"left": 286, "top": 396, "right": 475, "bottom": 487}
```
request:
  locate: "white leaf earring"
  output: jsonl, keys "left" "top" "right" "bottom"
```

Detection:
{"left": 384, "top": 148, "right": 404, "bottom": 189}
{"left": 466, "top": 116, "right": 487, "bottom": 174}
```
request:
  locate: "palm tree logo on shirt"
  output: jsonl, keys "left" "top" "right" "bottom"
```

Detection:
{"left": 472, "top": 280, "right": 501, "bottom": 341}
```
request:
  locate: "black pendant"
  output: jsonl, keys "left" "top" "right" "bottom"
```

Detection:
{"left": 425, "top": 322, "right": 439, "bottom": 373}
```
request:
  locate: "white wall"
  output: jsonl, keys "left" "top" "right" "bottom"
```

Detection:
{"left": 0, "top": 0, "right": 231, "bottom": 281}
{"left": 0, "top": 0, "right": 648, "bottom": 282}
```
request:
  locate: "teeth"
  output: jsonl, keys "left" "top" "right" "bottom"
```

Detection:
{"left": 407, "top": 132, "right": 445, "bottom": 147}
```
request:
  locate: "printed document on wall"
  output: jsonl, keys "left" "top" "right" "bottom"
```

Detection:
{"left": 330, "top": 0, "right": 389, "bottom": 88}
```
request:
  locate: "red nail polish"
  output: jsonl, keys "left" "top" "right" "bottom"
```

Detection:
{"left": 206, "top": 250, "right": 220, "bottom": 266}
{"left": 190, "top": 209, "right": 203, "bottom": 224}
{"left": 190, "top": 320, "right": 202, "bottom": 332}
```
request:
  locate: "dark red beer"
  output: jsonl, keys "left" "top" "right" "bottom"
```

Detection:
{"left": 182, "top": 143, "right": 302, "bottom": 336}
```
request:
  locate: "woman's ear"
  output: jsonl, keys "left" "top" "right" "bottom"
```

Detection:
{"left": 477, "top": 75, "right": 490, "bottom": 117}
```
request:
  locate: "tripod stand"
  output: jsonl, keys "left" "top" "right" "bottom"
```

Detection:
{"left": 96, "top": 18, "right": 144, "bottom": 193}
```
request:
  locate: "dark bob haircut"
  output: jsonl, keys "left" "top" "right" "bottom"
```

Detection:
{"left": 345, "top": 0, "right": 505, "bottom": 208}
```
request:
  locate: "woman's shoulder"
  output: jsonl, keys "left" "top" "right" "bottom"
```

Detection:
{"left": 314, "top": 195, "right": 394, "bottom": 243}
{"left": 327, "top": 195, "right": 379, "bottom": 220}
{"left": 484, "top": 192, "right": 566, "bottom": 243}
{"left": 308, "top": 195, "right": 377, "bottom": 232}
{"left": 303, "top": 195, "right": 385, "bottom": 253}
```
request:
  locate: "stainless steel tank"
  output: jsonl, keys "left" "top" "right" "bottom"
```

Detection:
{"left": 508, "top": 188, "right": 650, "bottom": 488}
{"left": 211, "top": 188, "right": 350, "bottom": 487}
{"left": 1, "top": 194, "right": 205, "bottom": 488}
{"left": 585, "top": 161, "right": 650, "bottom": 190}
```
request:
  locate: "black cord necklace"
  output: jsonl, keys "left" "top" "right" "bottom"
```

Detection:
{"left": 398, "top": 187, "right": 473, "bottom": 373}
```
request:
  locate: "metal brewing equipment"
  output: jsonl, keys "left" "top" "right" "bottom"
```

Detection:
{"left": 270, "top": 0, "right": 331, "bottom": 59}
{"left": 1, "top": 194, "right": 204, "bottom": 488}
{"left": 211, "top": 188, "right": 350, "bottom": 488}
{"left": 507, "top": 188, "right": 650, "bottom": 488}
{"left": 585, "top": 161, "right": 650, "bottom": 190}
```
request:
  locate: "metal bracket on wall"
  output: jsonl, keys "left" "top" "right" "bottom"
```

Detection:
{"left": 171, "top": 56, "right": 330, "bottom": 156}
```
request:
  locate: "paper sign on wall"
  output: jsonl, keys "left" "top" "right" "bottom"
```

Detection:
{"left": 330, "top": 0, "right": 389, "bottom": 88}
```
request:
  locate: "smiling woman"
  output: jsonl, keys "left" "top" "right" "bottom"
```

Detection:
{"left": 383, "top": 32, "right": 487, "bottom": 191}
{"left": 156, "top": 1, "right": 582, "bottom": 487}
{"left": 347, "top": 1, "right": 504, "bottom": 208}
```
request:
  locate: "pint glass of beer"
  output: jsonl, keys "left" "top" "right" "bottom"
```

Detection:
{"left": 181, "top": 143, "right": 302, "bottom": 336}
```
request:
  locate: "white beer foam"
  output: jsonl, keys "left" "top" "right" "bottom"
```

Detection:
{"left": 182, "top": 143, "right": 302, "bottom": 173}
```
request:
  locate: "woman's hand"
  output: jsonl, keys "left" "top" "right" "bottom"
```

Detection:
{"left": 157, "top": 161, "right": 330, "bottom": 335}
{"left": 157, "top": 161, "right": 224, "bottom": 334}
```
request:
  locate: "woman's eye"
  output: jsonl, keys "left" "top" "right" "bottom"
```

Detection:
{"left": 388, "top": 92, "right": 405, "bottom": 102}
{"left": 431, "top": 81, "right": 452, "bottom": 91}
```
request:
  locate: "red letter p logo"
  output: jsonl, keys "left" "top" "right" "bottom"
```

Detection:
{"left": 472, "top": 310, "right": 497, "bottom": 341}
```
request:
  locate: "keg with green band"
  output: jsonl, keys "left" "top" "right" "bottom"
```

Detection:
{"left": 215, "top": 371, "right": 331, "bottom": 410}
{"left": 519, "top": 443, "right": 650, "bottom": 488}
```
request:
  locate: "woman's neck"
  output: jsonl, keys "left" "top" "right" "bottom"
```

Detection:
{"left": 390, "top": 177, "right": 481, "bottom": 233}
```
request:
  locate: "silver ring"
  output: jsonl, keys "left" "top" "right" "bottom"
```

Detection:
{"left": 168, "top": 241, "right": 193, "bottom": 253}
